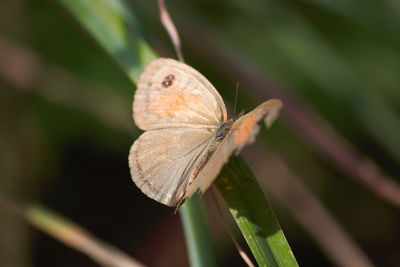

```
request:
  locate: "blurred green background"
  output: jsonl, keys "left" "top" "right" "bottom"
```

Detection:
{"left": 1, "top": 0, "right": 400, "bottom": 266}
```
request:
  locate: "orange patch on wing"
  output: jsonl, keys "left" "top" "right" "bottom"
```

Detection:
{"left": 152, "top": 91, "right": 202, "bottom": 116}
{"left": 234, "top": 115, "right": 257, "bottom": 145}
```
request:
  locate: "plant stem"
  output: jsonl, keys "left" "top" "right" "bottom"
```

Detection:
{"left": 180, "top": 194, "right": 217, "bottom": 267}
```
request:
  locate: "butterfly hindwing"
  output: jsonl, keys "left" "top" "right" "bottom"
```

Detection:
{"left": 129, "top": 127, "right": 216, "bottom": 206}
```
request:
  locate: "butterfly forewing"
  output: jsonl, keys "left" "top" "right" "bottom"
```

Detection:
{"left": 185, "top": 99, "right": 282, "bottom": 197}
{"left": 134, "top": 58, "right": 227, "bottom": 130}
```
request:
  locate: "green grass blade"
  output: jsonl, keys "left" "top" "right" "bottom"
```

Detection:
{"left": 25, "top": 204, "right": 145, "bottom": 267}
{"left": 57, "top": 0, "right": 217, "bottom": 266}
{"left": 180, "top": 195, "right": 217, "bottom": 267}
{"left": 58, "top": 0, "right": 156, "bottom": 83}
{"left": 216, "top": 156, "right": 298, "bottom": 267}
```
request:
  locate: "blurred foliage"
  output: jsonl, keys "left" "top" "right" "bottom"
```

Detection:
{"left": 1, "top": 0, "right": 400, "bottom": 266}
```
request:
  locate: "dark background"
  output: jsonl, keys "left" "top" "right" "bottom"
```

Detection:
{"left": 1, "top": 0, "right": 400, "bottom": 266}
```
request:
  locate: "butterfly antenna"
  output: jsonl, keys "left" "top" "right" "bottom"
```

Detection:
{"left": 210, "top": 186, "right": 255, "bottom": 267}
{"left": 158, "top": 0, "right": 184, "bottom": 62}
{"left": 234, "top": 83, "right": 239, "bottom": 115}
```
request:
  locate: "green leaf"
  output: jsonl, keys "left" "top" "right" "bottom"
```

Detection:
{"left": 180, "top": 195, "right": 217, "bottom": 267}
{"left": 59, "top": 0, "right": 156, "bottom": 83}
{"left": 216, "top": 156, "right": 298, "bottom": 267}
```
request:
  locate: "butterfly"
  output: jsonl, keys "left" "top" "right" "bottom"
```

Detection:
{"left": 129, "top": 58, "right": 282, "bottom": 207}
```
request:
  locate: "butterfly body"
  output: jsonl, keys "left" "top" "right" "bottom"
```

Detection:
{"left": 216, "top": 121, "right": 233, "bottom": 140}
{"left": 129, "top": 58, "right": 282, "bottom": 207}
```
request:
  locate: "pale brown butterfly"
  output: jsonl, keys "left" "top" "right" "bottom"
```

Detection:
{"left": 129, "top": 58, "right": 282, "bottom": 207}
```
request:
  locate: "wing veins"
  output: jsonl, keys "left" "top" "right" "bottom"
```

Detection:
{"left": 135, "top": 133, "right": 214, "bottom": 201}
{"left": 157, "top": 137, "right": 214, "bottom": 203}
